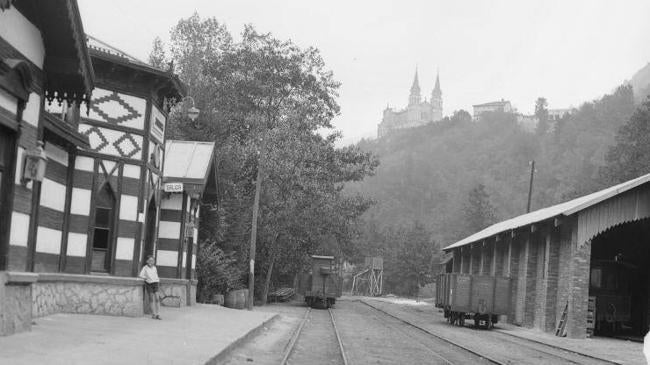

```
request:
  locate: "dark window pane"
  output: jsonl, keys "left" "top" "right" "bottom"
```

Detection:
{"left": 0, "top": 131, "right": 8, "bottom": 166}
{"left": 95, "top": 208, "right": 111, "bottom": 228}
{"left": 93, "top": 228, "right": 109, "bottom": 249}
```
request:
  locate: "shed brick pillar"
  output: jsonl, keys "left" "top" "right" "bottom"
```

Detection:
{"left": 567, "top": 239, "right": 591, "bottom": 338}
{"left": 508, "top": 234, "right": 521, "bottom": 323}
{"left": 543, "top": 226, "right": 561, "bottom": 332}
{"left": 523, "top": 231, "right": 539, "bottom": 327}
{"left": 555, "top": 216, "right": 590, "bottom": 339}
{"left": 533, "top": 228, "right": 549, "bottom": 329}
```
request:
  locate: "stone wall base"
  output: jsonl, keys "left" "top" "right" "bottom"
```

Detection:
{"left": 33, "top": 274, "right": 145, "bottom": 318}
{"left": 0, "top": 272, "right": 38, "bottom": 336}
{"left": 1, "top": 272, "right": 198, "bottom": 336}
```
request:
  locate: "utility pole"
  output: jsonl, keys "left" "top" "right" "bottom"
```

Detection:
{"left": 248, "top": 136, "right": 266, "bottom": 310}
{"left": 526, "top": 160, "right": 535, "bottom": 213}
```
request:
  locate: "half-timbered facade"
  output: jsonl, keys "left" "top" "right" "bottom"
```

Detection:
{"left": 0, "top": 0, "right": 210, "bottom": 337}
{"left": 0, "top": 0, "right": 94, "bottom": 335}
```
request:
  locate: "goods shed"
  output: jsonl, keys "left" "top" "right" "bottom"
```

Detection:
{"left": 444, "top": 173, "right": 650, "bottom": 339}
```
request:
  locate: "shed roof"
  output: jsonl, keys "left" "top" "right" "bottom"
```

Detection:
{"left": 444, "top": 173, "right": 650, "bottom": 251}
{"left": 163, "top": 140, "right": 215, "bottom": 195}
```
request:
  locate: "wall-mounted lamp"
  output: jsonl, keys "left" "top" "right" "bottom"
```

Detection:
{"left": 183, "top": 96, "right": 200, "bottom": 123}
{"left": 21, "top": 141, "right": 47, "bottom": 185}
{"left": 187, "top": 105, "right": 200, "bottom": 122}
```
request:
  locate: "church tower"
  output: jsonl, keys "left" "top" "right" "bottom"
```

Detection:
{"left": 409, "top": 68, "right": 421, "bottom": 106}
{"left": 431, "top": 71, "right": 442, "bottom": 121}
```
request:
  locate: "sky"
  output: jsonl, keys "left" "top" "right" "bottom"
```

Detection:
{"left": 78, "top": 0, "right": 650, "bottom": 145}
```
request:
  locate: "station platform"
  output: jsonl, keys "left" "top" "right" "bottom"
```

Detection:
{"left": 0, "top": 304, "right": 277, "bottom": 364}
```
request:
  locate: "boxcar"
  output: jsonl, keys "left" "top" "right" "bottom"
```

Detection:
{"left": 297, "top": 255, "right": 342, "bottom": 309}
{"left": 435, "top": 273, "right": 511, "bottom": 329}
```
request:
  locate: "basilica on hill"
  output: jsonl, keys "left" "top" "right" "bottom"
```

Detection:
{"left": 377, "top": 69, "right": 443, "bottom": 138}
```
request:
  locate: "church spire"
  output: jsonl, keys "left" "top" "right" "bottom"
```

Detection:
{"left": 409, "top": 67, "right": 421, "bottom": 105}
{"left": 431, "top": 68, "right": 442, "bottom": 120}
{"left": 432, "top": 69, "right": 441, "bottom": 97}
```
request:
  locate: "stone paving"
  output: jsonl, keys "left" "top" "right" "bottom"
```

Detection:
{"left": 0, "top": 303, "right": 277, "bottom": 365}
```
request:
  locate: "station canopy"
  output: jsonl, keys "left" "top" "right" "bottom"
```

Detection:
{"left": 163, "top": 140, "right": 216, "bottom": 197}
{"left": 444, "top": 173, "right": 650, "bottom": 251}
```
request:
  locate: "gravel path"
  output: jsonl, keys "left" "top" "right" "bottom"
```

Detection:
{"left": 222, "top": 303, "right": 306, "bottom": 365}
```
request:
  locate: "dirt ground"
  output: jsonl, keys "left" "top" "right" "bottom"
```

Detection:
{"left": 362, "top": 296, "right": 646, "bottom": 365}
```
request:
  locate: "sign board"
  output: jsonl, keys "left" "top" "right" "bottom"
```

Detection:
{"left": 163, "top": 182, "right": 183, "bottom": 193}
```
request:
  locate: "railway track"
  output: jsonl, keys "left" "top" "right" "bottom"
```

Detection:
{"left": 280, "top": 307, "right": 348, "bottom": 365}
{"left": 360, "top": 300, "right": 620, "bottom": 365}
{"left": 358, "top": 301, "right": 503, "bottom": 364}
{"left": 342, "top": 300, "right": 496, "bottom": 364}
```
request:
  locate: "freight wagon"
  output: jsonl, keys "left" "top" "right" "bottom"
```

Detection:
{"left": 436, "top": 273, "right": 511, "bottom": 329}
{"left": 297, "top": 255, "right": 343, "bottom": 309}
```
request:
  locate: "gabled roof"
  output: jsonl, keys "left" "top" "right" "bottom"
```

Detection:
{"left": 163, "top": 140, "right": 216, "bottom": 196}
{"left": 86, "top": 35, "right": 186, "bottom": 98}
{"left": 444, "top": 173, "right": 650, "bottom": 251}
{"left": 87, "top": 35, "right": 154, "bottom": 70}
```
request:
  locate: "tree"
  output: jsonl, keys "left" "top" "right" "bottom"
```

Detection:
{"left": 600, "top": 98, "right": 650, "bottom": 184}
{"left": 148, "top": 37, "right": 168, "bottom": 69}
{"left": 535, "top": 97, "right": 549, "bottom": 135}
{"left": 463, "top": 183, "right": 497, "bottom": 234}
{"left": 157, "top": 16, "right": 378, "bottom": 304}
{"left": 371, "top": 222, "right": 438, "bottom": 296}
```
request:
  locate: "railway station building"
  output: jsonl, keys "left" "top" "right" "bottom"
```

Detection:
{"left": 0, "top": 0, "right": 215, "bottom": 336}
{"left": 444, "top": 173, "right": 650, "bottom": 339}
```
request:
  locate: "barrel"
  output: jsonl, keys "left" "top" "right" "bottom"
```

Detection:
{"left": 212, "top": 294, "right": 224, "bottom": 306}
{"left": 224, "top": 289, "right": 248, "bottom": 309}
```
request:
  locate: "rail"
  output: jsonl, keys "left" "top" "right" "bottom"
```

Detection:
{"left": 360, "top": 301, "right": 504, "bottom": 365}
{"left": 280, "top": 307, "right": 348, "bottom": 365}
{"left": 360, "top": 300, "right": 620, "bottom": 365}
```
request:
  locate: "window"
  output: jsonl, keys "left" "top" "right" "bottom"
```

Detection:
{"left": 90, "top": 184, "right": 116, "bottom": 272}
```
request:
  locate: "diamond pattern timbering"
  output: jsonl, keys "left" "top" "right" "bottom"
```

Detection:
{"left": 79, "top": 124, "right": 143, "bottom": 160}
{"left": 85, "top": 88, "right": 146, "bottom": 129}
{"left": 83, "top": 126, "right": 110, "bottom": 151}
{"left": 113, "top": 133, "right": 141, "bottom": 158}
{"left": 91, "top": 91, "right": 141, "bottom": 125}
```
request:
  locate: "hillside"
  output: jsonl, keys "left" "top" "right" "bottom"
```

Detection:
{"left": 629, "top": 62, "right": 650, "bottom": 103}
{"left": 347, "top": 85, "right": 636, "bottom": 247}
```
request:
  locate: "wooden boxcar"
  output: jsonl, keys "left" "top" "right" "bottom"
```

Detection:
{"left": 436, "top": 273, "right": 511, "bottom": 328}
{"left": 297, "top": 255, "right": 342, "bottom": 309}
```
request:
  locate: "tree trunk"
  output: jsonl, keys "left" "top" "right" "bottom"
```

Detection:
{"left": 261, "top": 255, "right": 275, "bottom": 306}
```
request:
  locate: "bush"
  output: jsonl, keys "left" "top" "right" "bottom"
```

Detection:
{"left": 196, "top": 240, "right": 244, "bottom": 302}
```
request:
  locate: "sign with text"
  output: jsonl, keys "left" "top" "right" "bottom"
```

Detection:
{"left": 163, "top": 182, "right": 183, "bottom": 193}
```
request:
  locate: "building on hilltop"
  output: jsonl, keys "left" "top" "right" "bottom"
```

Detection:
{"left": 548, "top": 108, "right": 571, "bottom": 122}
{"left": 472, "top": 99, "right": 513, "bottom": 120}
{"left": 377, "top": 69, "right": 443, "bottom": 138}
